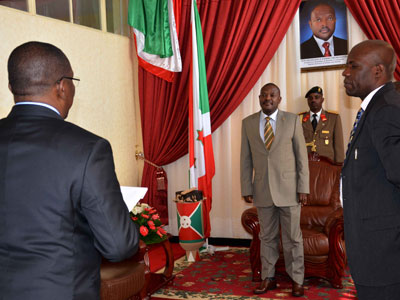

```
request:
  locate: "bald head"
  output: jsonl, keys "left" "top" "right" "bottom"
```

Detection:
{"left": 343, "top": 40, "right": 397, "bottom": 99}
{"left": 8, "top": 41, "right": 71, "bottom": 97}
{"left": 351, "top": 40, "right": 396, "bottom": 79}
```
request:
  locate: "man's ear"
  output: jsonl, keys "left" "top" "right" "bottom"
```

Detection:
{"left": 375, "top": 64, "right": 384, "bottom": 78}
{"left": 56, "top": 80, "right": 66, "bottom": 98}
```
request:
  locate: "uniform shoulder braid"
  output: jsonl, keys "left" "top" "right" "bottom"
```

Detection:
{"left": 325, "top": 110, "right": 339, "bottom": 115}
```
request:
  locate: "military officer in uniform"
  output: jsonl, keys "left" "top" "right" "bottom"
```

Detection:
{"left": 299, "top": 86, "right": 344, "bottom": 163}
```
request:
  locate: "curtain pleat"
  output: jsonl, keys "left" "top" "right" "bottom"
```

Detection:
{"left": 345, "top": 0, "right": 400, "bottom": 80}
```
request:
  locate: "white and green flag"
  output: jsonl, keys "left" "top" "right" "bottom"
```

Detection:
{"left": 189, "top": 0, "right": 215, "bottom": 238}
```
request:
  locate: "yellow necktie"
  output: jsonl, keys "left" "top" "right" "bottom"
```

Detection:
{"left": 264, "top": 117, "right": 274, "bottom": 150}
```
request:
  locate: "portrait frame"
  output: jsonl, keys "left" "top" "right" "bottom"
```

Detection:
{"left": 299, "top": 0, "right": 348, "bottom": 72}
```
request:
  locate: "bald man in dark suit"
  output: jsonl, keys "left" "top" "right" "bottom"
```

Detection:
{"left": 342, "top": 40, "right": 400, "bottom": 300}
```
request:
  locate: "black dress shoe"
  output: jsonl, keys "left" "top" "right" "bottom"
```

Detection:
{"left": 292, "top": 281, "right": 304, "bottom": 297}
{"left": 253, "top": 278, "right": 277, "bottom": 294}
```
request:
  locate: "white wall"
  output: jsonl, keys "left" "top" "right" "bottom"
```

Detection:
{"left": 0, "top": 5, "right": 143, "bottom": 186}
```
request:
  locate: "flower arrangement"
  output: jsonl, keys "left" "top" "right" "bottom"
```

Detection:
{"left": 130, "top": 203, "right": 168, "bottom": 244}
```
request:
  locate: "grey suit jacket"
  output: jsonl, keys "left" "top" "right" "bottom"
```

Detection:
{"left": 240, "top": 110, "right": 309, "bottom": 207}
{"left": 0, "top": 105, "right": 139, "bottom": 300}
{"left": 342, "top": 82, "right": 400, "bottom": 286}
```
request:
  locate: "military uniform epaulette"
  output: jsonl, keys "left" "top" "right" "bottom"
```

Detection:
{"left": 298, "top": 111, "right": 308, "bottom": 115}
{"left": 325, "top": 110, "right": 339, "bottom": 115}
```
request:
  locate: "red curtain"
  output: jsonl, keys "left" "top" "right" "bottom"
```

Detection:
{"left": 345, "top": 0, "right": 400, "bottom": 80}
{"left": 139, "top": 0, "right": 301, "bottom": 223}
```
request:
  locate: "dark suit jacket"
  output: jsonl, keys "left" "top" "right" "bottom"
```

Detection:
{"left": 342, "top": 82, "right": 400, "bottom": 286}
{"left": 300, "top": 36, "right": 348, "bottom": 59}
{"left": 0, "top": 105, "right": 139, "bottom": 300}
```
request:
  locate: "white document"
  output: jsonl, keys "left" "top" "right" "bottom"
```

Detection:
{"left": 120, "top": 186, "right": 148, "bottom": 211}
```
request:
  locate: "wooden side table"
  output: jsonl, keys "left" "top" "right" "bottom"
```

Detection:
{"left": 134, "top": 238, "right": 175, "bottom": 300}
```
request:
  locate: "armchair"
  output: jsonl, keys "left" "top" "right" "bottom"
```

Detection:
{"left": 241, "top": 154, "right": 346, "bottom": 288}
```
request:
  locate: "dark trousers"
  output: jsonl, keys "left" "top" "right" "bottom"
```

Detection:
{"left": 356, "top": 282, "right": 400, "bottom": 300}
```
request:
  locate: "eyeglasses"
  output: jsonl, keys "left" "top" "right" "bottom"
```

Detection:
{"left": 56, "top": 76, "right": 80, "bottom": 87}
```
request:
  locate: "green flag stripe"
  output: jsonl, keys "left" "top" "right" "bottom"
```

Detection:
{"left": 193, "top": 1, "right": 210, "bottom": 114}
{"left": 128, "top": 0, "right": 173, "bottom": 58}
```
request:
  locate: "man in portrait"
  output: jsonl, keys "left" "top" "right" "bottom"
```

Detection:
{"left": 300, "top": 1, "right": 348, "bottom": 59}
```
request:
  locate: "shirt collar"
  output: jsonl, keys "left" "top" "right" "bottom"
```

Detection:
{"left": 313, "top": 35, "right": 334, "bottom": 49}
{"left": 310, "top": 109, "right": 322, "bottom": 119}
{"left": 14, "top": 102, "right": 61, "bottom": 115}
{"left": 261, "top": 109, "right": 278, "bottom": 121}
{"left": 361, "top": 85, "right": 384, "bottom": 111}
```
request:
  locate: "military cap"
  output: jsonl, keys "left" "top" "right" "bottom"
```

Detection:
{"left": 305, "top": 86, "right": 323, "bottom": 98}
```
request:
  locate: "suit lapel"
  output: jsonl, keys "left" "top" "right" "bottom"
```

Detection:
{"left": 252, "top": 111, "right": 265, "bottom": 149}
{"left": 344, "top": 83, "right": 393, "bottom": 167}
{"left": 270, "top": 110, "right": 284, "bottom": 151}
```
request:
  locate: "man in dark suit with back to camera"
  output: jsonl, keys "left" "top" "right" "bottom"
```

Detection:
{"left": 342, "top": 39, "right": 400, "bottom": 300}
{"left": 301, "top": 2, "right": 347, "bottom": 59}
{"left": 0, "top": 41, "right": 140, "bottom": 300}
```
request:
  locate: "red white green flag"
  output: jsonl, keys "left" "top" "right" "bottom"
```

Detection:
{"left": 128, "top": 0, "right": 182, "bottom": 82}
{"left": 189, "top": 0, "right": 215, "bottom": 239}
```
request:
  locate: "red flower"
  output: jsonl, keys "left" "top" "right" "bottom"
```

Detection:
{"left": 149, "top": 209, "right": 157, "bottom": 214}
{"left": 141, "top": 213, "right": 150, "bottom": 219}
{"left": 148, "top": 220, "right": 156, "bottom": 230}
{"left": 158, "top": 227, "right": 167, "bottom": 235}
{"left": 131, "top": 216, "right": 138, "bottom": 221}
{"left": 140, "top": 226, "right": 149, "bottom": 236}
{"left": 152, "top": 214, "right": 160, "bottom": 220}
{"left": 156, "top": 229, "right": 164, "bottom": 238}
{"left": 144, "top": 207, "right": 152, "bottom": 212}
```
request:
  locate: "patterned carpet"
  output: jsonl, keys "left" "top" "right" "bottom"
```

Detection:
{"left": 151, "top": 247, "right": 357, "bottom": 300}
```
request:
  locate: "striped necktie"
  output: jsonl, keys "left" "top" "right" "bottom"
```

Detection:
{"left": 346, "top": 108, "right": 364, "bottom": 157}
{"left": 264, "top": 117, "right": 274, "bottom": 150}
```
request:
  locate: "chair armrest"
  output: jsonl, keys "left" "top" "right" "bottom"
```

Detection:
{"left": 132, "top": 239, "right": 147, "bottom": 263}
{"left": 323, "top": 207, "right": 343, "bottom": 237}
{"left": 241, "top": 207, "right": 259, "bottom": 237}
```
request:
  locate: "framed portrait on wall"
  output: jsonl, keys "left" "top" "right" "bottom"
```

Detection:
{"left": 299, "top": 0, "right": 348, "bottom": 71}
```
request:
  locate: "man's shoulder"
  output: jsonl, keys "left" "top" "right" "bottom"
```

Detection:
{"left": 298, "top": 111, "right": 309, "bottom": 123}
{"left": 242, "top": 111, "right": 260, "bottom": 122}
{"left": 280, "top": 110, "right": 298, "bottom": 120}
{"left": 324, "top": 110, "right": 339, "bottom": 116}
{"left": 301, "top": 36, "right": 315, "bottom": 47}
{"left": 61, "top": 121, "right": 104, "bottom": 143}
{"left": 333, "top": 36, "right": 348, "bottom": 55}
{"left": 333, "top": 36, "right": 347, "bottom": 43}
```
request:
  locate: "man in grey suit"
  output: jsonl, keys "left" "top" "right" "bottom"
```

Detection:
{"left": 0, "top": 42, "right": 139, "bottom": 299}
{"left": 240, "top": 83, "right": 309, "bottom": 297}
{"left": 342, "top": 40, "right": 400, "bottom": 300}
